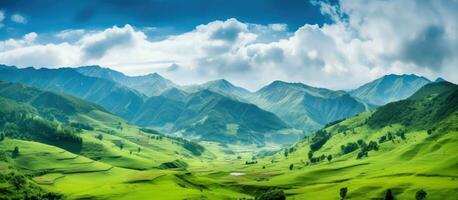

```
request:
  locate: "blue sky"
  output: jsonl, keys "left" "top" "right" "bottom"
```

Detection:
{"left": 0, "top": 0, "right": 336, "bottom": 40}
{"left": 0, "top": 0, "right": 456, "bottom": 90}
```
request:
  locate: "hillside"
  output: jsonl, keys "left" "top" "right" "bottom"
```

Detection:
{"left": 76, "top": 65, "right": 177, "bottom": 96}
{"left": 350, "top": 74, "right": 431, "bottom": 105}
{"left": 0, "top": 65, "right": 145, "bottom": 120}
{"left": 240, "top": 81, "right": 457, "bottom": 199}
{"left": 249, "top": 80, "right": 371, "bottom": 133}
{"left": 181, "top": 79, "right": 252, "bottom": 100}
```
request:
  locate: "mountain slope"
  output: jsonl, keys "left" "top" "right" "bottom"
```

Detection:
{"left": 250, "top": 81, "right": 370, "bottom": 133}
{"left": 350, "top": 74, "right": 431, "bottom": 105}
{"left": 0, "top": 65, "right": 145, "bottom": 120}
{"left": 76, "top": 65, "right": 177, "bottom": 96}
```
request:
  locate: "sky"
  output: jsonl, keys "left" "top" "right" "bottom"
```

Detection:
{"left": 0, "top": 0, "right": 457, "bottom": 91}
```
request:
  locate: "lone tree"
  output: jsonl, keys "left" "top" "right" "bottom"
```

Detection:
{"left": 12, "top": 146, "right": 19, "bottom": 158}
{"left": 340, "top": 187, "right": 348, "bottom": 200}
{"left": 415, "top": 189, "right": 427, "bottom": 200}
{"left": 289, "top": 164, "right": 294, "bottom": 170}
{"left": 385, "top": 189, "right": 394, "bottom": 200}
{"left": 119, "top": 143, "right": 124, "bottom": 150}
{"left": 96, "top": 134, "right": 103, "bottom": 140}
{"left": 327, "top": 155, "right": 333, "bottom": 162}
{"left": 0, "top": 133, "right": 5, "bottom": 141}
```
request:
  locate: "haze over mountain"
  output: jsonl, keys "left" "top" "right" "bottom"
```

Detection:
{"left": 349, "top": 74, "right": 431, "bottom": 106}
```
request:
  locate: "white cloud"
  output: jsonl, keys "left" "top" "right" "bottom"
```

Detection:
{"left": 0, "top": 0, "right": 457, "bottom": 90}
{"left": 11, "top": 14, "right": 27, "bottom": 24}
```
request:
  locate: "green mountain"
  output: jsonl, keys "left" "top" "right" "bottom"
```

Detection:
{"left": 173, "top": 90, "right": 293, "bottom": 145}
{"left": 249, "top": 80, "right": 371, "bottom": 133}
{"left": 0, "top": 65, "right": 145, "bottom": 120}
{"left": 132, "top": 89, "right": 295, "bottom": 145}
{"left": 350, "top": 74, "right": 431, "bottom": 105}
{"left": 181, "top": 79, "right": 252, "bottom": 100}
{"left": 76, "top": 65, "right": 177, "bottom": 96}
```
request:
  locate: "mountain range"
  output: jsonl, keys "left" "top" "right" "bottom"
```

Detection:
{"left": 0, "top": 64, "right": 444, "bottom": 146}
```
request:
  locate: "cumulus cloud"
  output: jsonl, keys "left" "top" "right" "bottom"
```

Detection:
{"left": 0, "top": 0, "right": 456, "bottom": 90}
{"left": 11, "top": 14, "right": 27, "bottom": 24}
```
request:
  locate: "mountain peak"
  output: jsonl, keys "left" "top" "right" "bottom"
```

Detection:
{"left": 435, "top": 77, "right": 447, "bottom": 82}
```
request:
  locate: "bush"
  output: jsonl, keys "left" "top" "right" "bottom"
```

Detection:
{"left": 340, "top": 187, "right": 348, "bottom": 200}
{"left": 309, "top": 130, "right": 330, "bottom": 152}
{"left": 341, "top": 142, "right": 358, "bottom": 154}
{"left": 416, "top": 189, "right": 427, "bottom": 200}
{"left": 12, "top": 146, "right": 19, "bottom": 158}
{"left": 327, "top": 155, "right": 333, "bottom": 162}
{"left": 289, "top": 164, "right": 294, "bottom": 170}
{"left": 356, "top": 151, "right": 368, "bottom": 159}
{"left": 385, "top": 189, "right": 394, "bottom": 200}
{"left": 256, "top": 189, "right": 286, "bottom": 200}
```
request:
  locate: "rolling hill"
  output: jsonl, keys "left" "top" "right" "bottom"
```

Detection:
{"left": 350, "top": 74, "right": 431, "bottom": 105}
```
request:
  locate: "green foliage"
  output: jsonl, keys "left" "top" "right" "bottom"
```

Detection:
{"left": 255, "top": 189, "right": 286, "bottom": 200}
{"left": 327, "top": 155, "right": 332, "bottom": 162}
{"left": 415, "top": 189, "right": 427, "bottom": 200}
{"left": 385, "top": 189, "right": 394, "bottom": 200}
{"left": 12, "top": 146, "right": 19, "bottom": 158}
{"left": 289, "top": 164, "right": 294, "bottom": 170}
{"left": 310, "top": 130, "right": 330, "bottom": 152}
{"left": 341, "top": 142, "right": 359, "bottom": 154}
{"left": 0, "top": 170, "right": 63, "bottom": 200}
{"left": 340, "top": 187, "right": 348, "bottom": 200}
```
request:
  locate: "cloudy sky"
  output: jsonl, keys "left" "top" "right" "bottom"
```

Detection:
{"left": 0, "top": 0, "right": 457, "bottom": 91}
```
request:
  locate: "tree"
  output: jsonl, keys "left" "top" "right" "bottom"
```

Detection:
{"left": 0, "top": 133, "right": 4, "bottom": 141}
{"left": 96, "top": 134, "right": 103, "bottom": 140}
{"left": 256, "top": 189, "right": 286, "bottom": 200}
{"left": 138, "top": 147, "right": 141, "bottom": 153}
{"left": 415, "top": 189, "right": 427, "bottom": 200}
{"left": 119, "top": 143, "right": 124, "bottom": 150}
{"left": 385, "top": 189, "right": 394, "bottom": 200}
{"left": 327, "top": 155, "right": 333, "bottom": 162}
{"left": 289, "top": 164, "right": 294, "bottom": 170}
{"left": 340, "top": 187, "right": 348, "bottom": 200}
{"left": 308, "top": 151, "right": 313, "bottom": 160}
{"left": 284, "top": 150, "right": 289, "bottom": 157}
{"left": 12, "top": 146, "right": 19, "bottom": 158}
{"left": 356, "top": 151, "right": 368, "bottom": 159}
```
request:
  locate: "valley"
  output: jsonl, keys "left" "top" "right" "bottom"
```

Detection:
{"left": 0, "top": 65, "right": 456, "bottom": 199}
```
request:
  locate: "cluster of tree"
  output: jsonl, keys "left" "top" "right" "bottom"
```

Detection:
{"left": 0, "top": 111, "right": 83, "bottom": 153}
{"left": 324, "top": 118, "right": 346, "bottom": 128}
{"left": 308, "top": 152, "right": 331, "bottom": 164}
{"left": 245, "top": 160, "right": 258, "bottom": 165}
{"left": 356, "top": 139, "right": 379, "bottom": 159}
{"left": 141, "top": 127, "right": 204, "bottom": 156}
{"left": 309, "top": 130, "right": 331, "bottom": 152}
{"left": 12, "top": 146, "right": 19, "bottom": 158}
{"left": 255, "top": 189, "right": 286, "bottom": 200}
{"left": 69, "top": 122, "right": 94, "bottom": 131}
{"left": 0, "top": 171, "right": 63, "bottom": 199}
{"left": 339, "top": 187, "right": 426, "bottom": 200}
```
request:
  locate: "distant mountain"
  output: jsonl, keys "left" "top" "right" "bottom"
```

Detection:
{"left": 181, "top": 79, "right": 252, "bottom": 100}
{"left": 434, "top": 77, "right": 447, "bottom": 82}
{"left": 249, "top": 81, "right": 370, "bottom": 133}
{"left": 350, "top": 74, "right": 431, "bottom": 105}
{"left": 0, "top": 65, "right": 145, "bottom": 119}
{"left": 76, "top": 65, "right": 177, "bottom": 96}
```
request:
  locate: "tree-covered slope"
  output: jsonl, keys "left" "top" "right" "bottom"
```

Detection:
{"left": 350, "top": 74, "right": 431, "bottom": 105}
{"left": 249, "top": 80, "right": 370, "bottom": 134}
{"left": 250, "top": 82, "right": 458, "bottom": 199}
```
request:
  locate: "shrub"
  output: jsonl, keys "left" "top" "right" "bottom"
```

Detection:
{"left": 327, "top": 155, "right": 333, "bottom": 162}
{"left": 341, "top": 142, "right": 358, "bottom": 154}
{"left": 256, "top": 189, "right": 286, "bottom": 200}
{"left": 289, "top": 164, "right": 294, "bottom": 170}
{"left": 356, "top": 151, "right": 368, "bottom": 159}
{"left": 340, "top": 187, "right": 348, "bottom": 200}
{"left": 385, "top": 189, "right": 394, "bottom": 200}
{"left": 12, "top": 146, "right": 19, "bottom": 158}
{"left": 309, "top": 130, "right": 330, "bottom": 152}
{"left": 415, "top": 189, "right": 427, "bottom": 200}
